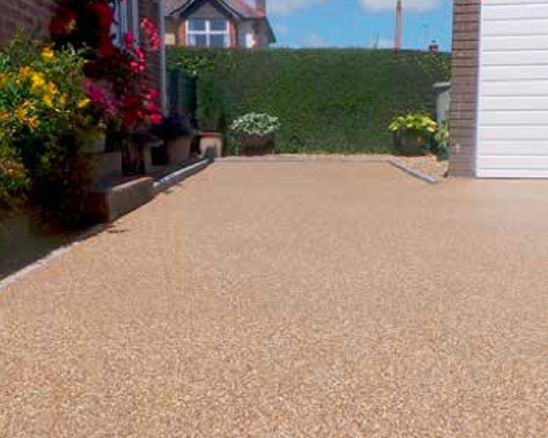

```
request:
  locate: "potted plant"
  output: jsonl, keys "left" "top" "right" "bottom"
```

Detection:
{"left": 230, "top": 113, "right": 281, "bottom": 155}
{"left": 154, "top": 112, "right": 193, "bottom": 165}
{"left": 388, "top": 113, "right": 438, "bottom": 156}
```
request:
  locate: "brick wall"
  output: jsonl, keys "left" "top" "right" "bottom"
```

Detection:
{"left": 449, "top": 0, "right": 481, "bottom": 177}
{"left": 139, "top": 0, "right": 163, "bottom": 95}
{"left": 0, "top": 0, "right": 56, "bottom": 47}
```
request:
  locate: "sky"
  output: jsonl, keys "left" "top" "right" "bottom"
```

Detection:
{"left": 267, "top": 0, "right": 453, "bottom": 52}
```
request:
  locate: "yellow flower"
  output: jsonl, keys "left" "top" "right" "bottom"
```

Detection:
{"left": 26, "top": 116, "right": 39, "bottom": 131}
{"left": 58, "top": 94, "right": 67, "bottom": 107}
{"left": 44, "top": 82, "right": 58, "bottom": 95}
{"left": 0, "top": 111, "right": 9, "bottom": 122}
{"left": 30, "top": 72, "right": 46, "bottom": 93}
{"left": 43, "top": 94, "right": 54, "bottom": 108}
{"left": 0, "top": 73, "right": 9, "bottom": 88}
{"left": 15, "top": 105, "right": 29, "bottom": 123}
{"left": 77, "top": 98, "right": 91, "bottom": 109}
{"left": 41, "top": 47, "right": 55, "bottom": 61}
{"left": 17, "top": 67, "right": 32, "bottom": 83}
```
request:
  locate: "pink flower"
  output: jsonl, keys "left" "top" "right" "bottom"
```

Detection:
{"left": 150, "top": 113, "right": 163, "bottom": 124}
{"left": 124, "top": 32, "right": 135, "bottom": 49}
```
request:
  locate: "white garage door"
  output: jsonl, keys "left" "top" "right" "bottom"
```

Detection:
{"left": 477, "top": 0, "right": 548, "bottom": 178}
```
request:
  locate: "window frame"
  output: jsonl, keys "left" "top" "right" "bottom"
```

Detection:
{"left": 113, "top": 0, "right": 140, "bottom": 47}
{"left": 186, "top": 18, "right": 230, "bottom": 48}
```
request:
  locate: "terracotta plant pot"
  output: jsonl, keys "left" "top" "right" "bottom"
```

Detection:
{"left": 165, "top": 136, "right": 191, "bottom": 164}
{"left": 237, "top": 134, "right": 274, "bottom": 156}
{"left": 199, "top": 132, "right": 223, "bottom": 159}
{"left": 393, "top": 130, "right": 429, "bottom": 156}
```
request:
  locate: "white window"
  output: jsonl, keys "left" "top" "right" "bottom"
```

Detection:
{"left": 186, "top": 19, "right": 229, "bottom": 48}
{"left": 113, "top": 0, "right": 140, "bottom": 46}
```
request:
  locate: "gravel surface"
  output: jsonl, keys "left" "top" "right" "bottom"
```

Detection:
{"left": 1, "top": 162, "right": 548, "bottom": 436}
{"left": 394, "top": 155, "right": 449, "bottom": 180}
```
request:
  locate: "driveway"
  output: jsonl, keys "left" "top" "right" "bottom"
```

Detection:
{"left": 1, "top": 161, "right": 547, "bottom": 436}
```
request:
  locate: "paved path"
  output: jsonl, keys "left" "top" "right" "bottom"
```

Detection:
{"left": 1, "top": 161, "right": 547, "bottom": 437}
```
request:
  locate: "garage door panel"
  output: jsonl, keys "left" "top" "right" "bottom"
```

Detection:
{"left": 477, "top": 1, "right": 548, "bottom": 178}
{"left": 482, "top": 81, "right": 548, "bottom": 97}
{"left": 483, "top": 4, "right": 548, "bottom": 20}
{"left": 482, "top": 35, "right": 548, "bottom": 51}
{"left": 478, "top": 156, "right": 548, "bottom": 169}
{"left": 484, "top": 0, "right": 548, "bottom": 5}
{"left": 482, "top": 96, "right": 548, "bottom": 110}
{"left": 477, "top": 169, "right": 548, "bottom": 178}
{"left": 480, "top": 126, "right": 548, "bottom": 141}
{"left": 482, "top": 65, "right": 548, "bottom": 81}
{"left": 481, "top": 141, "right": 548, "bottom": 155}
{"left": 481, "top": 111, "right": 548, "bottom": 125}
{"left": 482, "top": 18, "right": 548, "bottom": 36}
{"left": 482, "top": 51, "right": 548, "bottom": 66}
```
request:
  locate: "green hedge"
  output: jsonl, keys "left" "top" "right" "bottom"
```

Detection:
{"left": 168, "top": 48, "right": 451, "bottom": 154}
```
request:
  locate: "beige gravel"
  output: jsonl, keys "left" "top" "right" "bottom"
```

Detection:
{"left": 1, "top": 162, "right": 548, "bottom": 437}
{"left": 393, "top": 155, "right": 449, "bottom": 180}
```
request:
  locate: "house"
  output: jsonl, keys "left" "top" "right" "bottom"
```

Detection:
{"left": 164, "top": 0, "right": 276, "bottom": 48}
{"left": 450, "top": 0, "right": 548, "bottom": 178}
{"left": 0, "top": 0, "right": 168, "bottom": 111}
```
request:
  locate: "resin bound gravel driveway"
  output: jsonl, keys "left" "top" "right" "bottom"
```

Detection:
{"left": 1, "top": 160, "right": 548, "bottom": 437}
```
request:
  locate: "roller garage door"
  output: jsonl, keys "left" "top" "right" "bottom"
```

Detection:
{"left": 476, "top": 0, "right": 548, "bottom": 178}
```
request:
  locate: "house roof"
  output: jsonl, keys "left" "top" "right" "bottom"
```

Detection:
{"left": 165, "top": 0, "right": 276, "bottom": 43}
{"left": 165, "top": 0, "right": 264, "bottom": 19}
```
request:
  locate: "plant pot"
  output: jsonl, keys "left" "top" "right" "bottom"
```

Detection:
{"left": 90, "top": 133, "right": 107, "bottom": 154}
{"left": 199, "top": 132, "right": 223, "bottom": 159}
{"left": 165, "top": 136, "right": 191, "bottom": 164}
{"left": 91, "top": 151, "right": 122, "bottom": 186}
{"left": 142, "top": 139, "right": 165, "bottom": 174}
{"left": 394, "top": 130, "right": 429, "bottom": 156}
{"left": 237, "top": 134, "right": 274, "bottom": 156}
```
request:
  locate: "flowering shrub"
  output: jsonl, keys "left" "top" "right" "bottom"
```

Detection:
{"left": 388, "top": 113, "right": 438, "bottom": 136}
{"left": 0, "top": 143, "right": 27, "bottom": 214}
{"left": 0, "top": 37, "right": 95, "bottom": 223}
{"left": 230, "top": 113, "right": 281, "bottom": 136}
{"left": 0, "top": 38, "right": 91, "bottom": 156}
{"left": 50, "top": 0, "right": 162, "bottom": 130}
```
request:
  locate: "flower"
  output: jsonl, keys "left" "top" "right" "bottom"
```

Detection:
{"left": 124, "top": 32, "right": 136, "bottom": 50}
{"left": 77, "top": 98, "right": 91, "bottom": 109}
{"left": 41, "top": 47, "right": 55, "bottom": 60}
{"left": 44, "top": 82, "right": 58, "bottom": 95}
{"left": 0, "top": 73, "right": 9, "bottom": 88}
{"left": 58, "top": 94, "right": 68, "bottom": 107}
{"left": 150, "top": 113, "right": 163, "bottom": 124}
{"left": 26, "top": 116, "right": 39, "bottom": 131}
{"left": 17, "top": 67, "right": 31, "bottom": 83}
{"left": 43, "top": 94, "right": 54, "bottom": 108}
{"left": 30, "top": 72, "right": 46, "bottom": 93}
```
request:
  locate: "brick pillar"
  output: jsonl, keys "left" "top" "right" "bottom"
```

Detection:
{"left": 449, "top": 0, "right": 481, "bottom": 177}
{"left": 229, "top": 21, "right": 237, "bottom": 48}
{"left": 178, "top": 20, "right": 187, "bottom": 46}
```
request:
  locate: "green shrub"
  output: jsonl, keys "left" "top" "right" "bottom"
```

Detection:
{"left": 230, "top": 113, "right": 280, "bottom": 136}
{"left": 0, "top": 143, "right": 28, "bottom": 216}
{"left": 0, "top": 36, "right": 95, "bottom": 225}
{"left": 169, "top": 48, "right": 451, "bottom": 153}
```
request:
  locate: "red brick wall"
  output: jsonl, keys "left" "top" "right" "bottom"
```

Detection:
{"left": 139, "top": 0, "right": 162, "bottom": 94}
{"left": 0, "top": 0, "right": 56, "bottom": 47}
{"left": 449, "top": 0, "right": 481, "bottom": 177}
